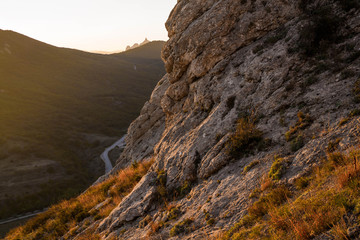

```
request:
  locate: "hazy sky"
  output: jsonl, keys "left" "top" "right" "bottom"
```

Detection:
{"left": 0, "top": 0, "right": 177, "bottom": 52}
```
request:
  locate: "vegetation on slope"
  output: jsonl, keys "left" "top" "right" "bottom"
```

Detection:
{"left": 5, "top": 159, "right": 154, "bottom": 240}
{"left": 222, "top": 143, "right": 360, "bottom": 240}
{"left": 226, "top": 116, "right": 263, "bottom": 158}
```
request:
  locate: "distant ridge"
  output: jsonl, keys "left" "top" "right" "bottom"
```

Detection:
{"left": 90, "top": 38, "right": 163, "bottom": 55}
{"left": 0, "top": 29, "right": 165, "bottom": 223}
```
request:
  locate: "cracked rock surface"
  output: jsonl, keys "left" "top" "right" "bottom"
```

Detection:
{"left": 76, "top": 0, "right": 360, "bottom": 239}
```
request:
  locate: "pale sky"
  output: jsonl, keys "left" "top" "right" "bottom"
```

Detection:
{"left": 0, "top": 0, "right": 177, "bottom": 52}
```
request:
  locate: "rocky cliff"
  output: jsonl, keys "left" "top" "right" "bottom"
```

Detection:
{"left": 6, "top": 0, "right": 360, "bottom": 239}
{"left": 92, "top": 0, "right": 360, "bottom": 238}
{"left": 103, "top": 0, "right": 360, "bottom": 237}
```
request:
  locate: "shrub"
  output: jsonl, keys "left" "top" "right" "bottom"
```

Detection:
{"left": 227, "top": 117, "right": 263, "bottom": 158}
{"left": 290, "top": 134, "right": 304, "bottom": 152}
{"left": 337, "top": 165, "right": 360, "bottom": 189}
{"left": 260, "top": 175, "right": 273, "bottom": 191}
{"left": 269, "top": 156, "right": 287, "bottom": 180}
{"left": 169, "top": 218, "right": 194, "bottom": 237}
{"left": 285, "top": 112, "right": 312, "bottom": 141}
{"left": 248, "top": 186, "right": 291, "bottom": 218}
{"left": 242, "top": 160, "right": 260, "bottom": 174}
{"left": 249, "top": 188, "right": 261, "bottom": 199}
{"left": 156, "top": 170, "right": 167, "bottom": 201}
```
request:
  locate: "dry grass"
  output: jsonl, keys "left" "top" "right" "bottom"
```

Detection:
{"left": 337, "top": 164, "right": 360, "bottom": 188}
{"left": 260, "top": 174, "right": 273, "bottom": 191}
{"left": 285, "top": 111, "right": 312, "bottom": 141}
{"left": 5, "top": 158, "right": 154, "bottom": 240}
{"left": 269, "top": 190, "right": 346, "bottom": 239}
{"left": 223, "top": 146, "right": 360, "bottom": 240}
{"left": 227, "top": 117, "right": 263, "bottom": 157}
{"left": 146, "top": 220, "right": 164, "bottom": 237}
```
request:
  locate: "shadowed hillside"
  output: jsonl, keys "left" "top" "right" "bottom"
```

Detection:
{"left": 0, "top": 30, "right": 165, "bottom": 220}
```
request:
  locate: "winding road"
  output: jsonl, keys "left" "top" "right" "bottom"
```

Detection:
{"left": 100, "top": 135, "right": 126, "bottom": 174}
{"left": 0, "top": 210, "right": 45, "bottom": 225}
{"left": 0, "top": 136, "right": 126, "bottom": 227}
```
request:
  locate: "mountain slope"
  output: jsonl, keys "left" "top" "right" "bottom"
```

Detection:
{"left": 0, "top": 30, "right": 165, "bottom": 220}
{"left": 5, "top": 0, "right": 360, "bottom": 239}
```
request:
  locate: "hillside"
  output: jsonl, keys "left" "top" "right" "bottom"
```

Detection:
{"left": 0, "top": 30, "right": 165, "bottom": 221}
{"left": 5, "top": 0, "right": 360, "bottom": 239}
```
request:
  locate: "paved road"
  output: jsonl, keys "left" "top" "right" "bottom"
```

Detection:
{"left": 0, "top": 136, "right": 127, "bottom": 227}
{"left": 0, "top": 209, "right": 46, "bottom": 226}
{"left": 100, "top": 135, "right": 126, "bottom": 174}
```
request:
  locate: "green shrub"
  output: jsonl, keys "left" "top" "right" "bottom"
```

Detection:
{"left": 269, "top": 156, "right": 287, "bottom": 180}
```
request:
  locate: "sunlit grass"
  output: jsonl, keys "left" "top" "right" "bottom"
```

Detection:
{"left": 5, "top": 158, "right": 154, "bottom": 240}
{"left": 221, "top": 146, "right": 360, "bottom": 240}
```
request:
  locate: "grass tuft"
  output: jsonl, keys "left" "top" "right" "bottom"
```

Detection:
{"left": 227, "top": 117, "right": 263, "bottom": 158}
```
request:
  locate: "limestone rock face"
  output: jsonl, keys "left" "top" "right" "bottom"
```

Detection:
{"left": 88, "top": 0, "right": 360, "bottom": 239}
{"left": 114, "top": 76, "right": 169, "bottom": 169}
{"left": 162, "top": 0, "right": 298, "bottom": 84}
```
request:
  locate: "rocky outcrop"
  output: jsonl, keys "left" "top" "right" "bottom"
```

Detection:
{"left": 126, "top": 38, "right": 151, "bottom": 51}
{"left": 86, "top": 0, "right": 360, "bottom": 239}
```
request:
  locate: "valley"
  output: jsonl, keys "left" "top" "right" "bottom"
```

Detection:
{"left": 0, "top": 29, "right": 165, "bottom": 221}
